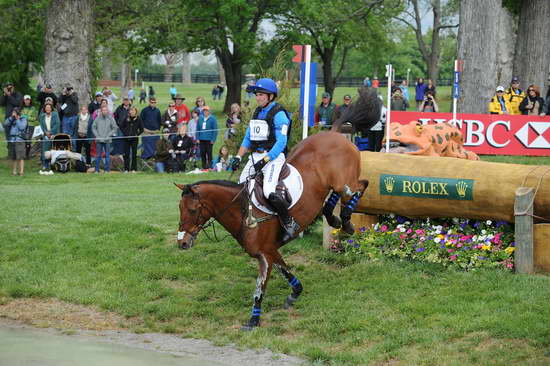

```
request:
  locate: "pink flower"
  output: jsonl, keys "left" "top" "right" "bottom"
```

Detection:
{"left": 406, "top": 229, "right": 412, "bottom": 234}
{"left": 380, "top": 225, "right": 388, "bottom": 232}
{"left": 450, "top": 255, "right": 457, "bottom": 261}
{"left": 456, "top": 243, "right": 463, "bottom": 248}
{"left": 506, "top": 262, "right": 514, "bottom": 269}
{"left": 399, "top": 234, "right": 407, "bottom": 240}
{"left": 415, "top": 229, "right": 425, "bottom": 235}
{"left": 447, "top": 249, "right": 454, "bottom": 253}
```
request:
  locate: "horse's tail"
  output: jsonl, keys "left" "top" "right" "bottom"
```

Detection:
{"left": 331, "top": 86, "right": 381, "bottom": 133}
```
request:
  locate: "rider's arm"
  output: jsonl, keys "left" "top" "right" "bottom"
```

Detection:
{"left": 237, "top": 126, "right": 252, "bottom": 157}
{"left": 266, "top": 111, "right": 289, "bottom": 161}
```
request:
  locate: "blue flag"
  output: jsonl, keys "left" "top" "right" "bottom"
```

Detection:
{"left": 299, "top": 62, "right": 317, "bottom": 127}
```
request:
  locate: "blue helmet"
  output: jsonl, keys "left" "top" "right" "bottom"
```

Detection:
{"left": 246, "top": 78, "right": 278, "bottom": 96}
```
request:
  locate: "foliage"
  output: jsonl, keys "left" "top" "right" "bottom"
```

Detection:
{"left": 0, "top": 0, "right": 48, "bottom": 94}
{"left": 332, "top": 215, "right": 515, "bottom": 271}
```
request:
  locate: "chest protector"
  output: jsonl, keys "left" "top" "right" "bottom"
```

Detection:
{"left": 249, "top": 103, "right": 291, "bottom": 152}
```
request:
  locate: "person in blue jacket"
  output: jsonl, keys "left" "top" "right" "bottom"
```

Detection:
{"left": 229, "top": 77, "right": 299, "bottom": 242}
{"left": 196, "top": 105, "right": 217, "bottom": 169}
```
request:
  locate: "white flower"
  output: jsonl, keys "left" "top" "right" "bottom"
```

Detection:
{"left": 481, "top": 230, "right": 487, "bottom": 235}
{"left": 420, "top": 236, "right": 425, "bottom": 241}
{"left": 473, "top": 235, "right": 478, "bottom": 241}
{"left": 486, "top": 220, "right": 492, "bottom": 225}
{"left": 400, "top": 227, "right": 406, "bottom": 233}
{"left": 487, "top": 234, "right": 494, "bottom": 239}
{"left": 435, "top": 230, "right": 441, "bottom": 235}
{"left": 452, "top": 217, "right": 459, "bottom": 224}
{"left": 434, "top": 237, "right": 441, "bottom": 244}
{"left": 389, "top": 213, "right": 395, "bottom": 218}
{"left": 405, "top": 221, "right": 411, "bottom": 225}
{"left": 479, "top": 235, "right": 486, "bottom": 241}
{"left": 374, "top": 223, "right": 380, "bottom": 230}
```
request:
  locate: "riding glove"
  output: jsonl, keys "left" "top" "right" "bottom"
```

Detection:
{"left": 253, "top": 156, "right": 269, "bottom": 172}
{"left": 229, "top": 156, "right": 241, "bottom": 171}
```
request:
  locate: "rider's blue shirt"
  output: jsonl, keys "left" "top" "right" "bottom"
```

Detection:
{"left": 241, "top": 102, "right": 290, "bottom": 161}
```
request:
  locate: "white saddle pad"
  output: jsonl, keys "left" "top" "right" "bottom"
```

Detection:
{"left": 248, "top": 163, "right": 304, "bottom": 214}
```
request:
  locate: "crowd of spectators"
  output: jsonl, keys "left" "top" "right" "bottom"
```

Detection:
{"left": 489, "top": 77, "right": 548, "bottom": 116}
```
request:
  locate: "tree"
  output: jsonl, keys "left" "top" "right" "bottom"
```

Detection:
{"left": 44, "top": 0, "right": 94, "bottom": 106}
{"left": 396, "top": 0, "right": 458, "bottom": 83}
{"left": 276, "top": 0, "right": 393, "bottom": 96}
{"left": 512, "top": 0, "right": 550, "bottom": 95}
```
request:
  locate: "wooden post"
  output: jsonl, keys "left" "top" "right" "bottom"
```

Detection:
{"left": 514, "top": 187, "right": 534, "bottom": 273}
{"left": 323, "top": 203, "right": 340, "bottom": 249}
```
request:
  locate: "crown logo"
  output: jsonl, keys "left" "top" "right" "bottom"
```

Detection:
{"left": 384, "top": 176, "right": 395, "bottom": 192}
{"left": 456, "top": 181, "right": 468, "bottom": 198}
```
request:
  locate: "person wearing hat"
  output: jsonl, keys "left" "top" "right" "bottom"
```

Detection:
{"left": 3, "top": 107, "right": 28, "bottom": 175}
{"left": 173, "top": 94, "right": 190, "bottom": 127}
{"left": 88, "top": 92, "right": 103, "bottom": 115}
{"left": 196, "top": 105, "right": 218, "bottom": 169}
{"left": 504, "top": 77, "right": 526, "bottom": 115}
{"left": 37, "top": 83, "right": 57, "bottom": 113}
{"left": 315, "top": 92, "right": 336, "bottom": 129}
{"left": 229, "top": 77, "right": 299, "bottom": 244}
{"left": 489, "top": 86, "right": 511, "bottom": 115}
{"left": 21, "top": 95, "right": 39, "bottom": 159}
{"left": 333, "top": 94, "right": 352, "bottom": 121}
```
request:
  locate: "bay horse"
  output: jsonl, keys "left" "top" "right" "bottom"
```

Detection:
{"left": 175, "top": 87, "right": 379, "bottom": 330}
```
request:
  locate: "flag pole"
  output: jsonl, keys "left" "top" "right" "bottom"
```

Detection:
{"left": 302, "top": 45, "right": 312, "bottom": 140}
{"left": 385, "top": 64, "right": 392, "bottom": 153}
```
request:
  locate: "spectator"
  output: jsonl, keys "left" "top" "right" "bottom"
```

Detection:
{"left": 363, "top": 77, "right": 371, "bottom": 87}
{"left": 390, "top": 81, "right": 400, "bottom": 94}
{"left": 75, "top": 105, "right": 93, "bottom": 165}
{"left": 426, "top": 79, "right": 436, "bottom": 98}
{"left": 127, "top": 87, "right": 135, "bottom": 103}
{"left": 173, "top": 94, "right": 190, "bottom": 127}
{"left": 316, "top": 92, "right": 336, "bottom": 129}
{"left": 245, "top": 80, "right": 255, "bottom": 100}
{"left": 113, "top": 97, "right": 132, "bottom": 155}
{"left": 212, "top": 145, "right": 231, "bottom": 171}
{"left": 39, "top": 103, "right": 60, "bottom": 174}
{"left": 148, "top": 85, "right": 155, "bottom": 98}
{"left": 88, "top": 92, "right": 103, "bottom": 115}
{"left": 155, "top": 128, "right": 173, "bottom": 173}
{"left": 367, "top": 97, "right": 385, "bottom": 152}
{"left": 140, "top": 97, "right": 161, "bottom": 160}
{"left": 92, "top": 105, "right": 118, "bottom": 173}
{"left": 92, "top": 99, "right": 110, "bottom": 120}
{"left": 194, "top": 96, "right": 206, "bottom": 115}
{"left": 36, "top": 83, "right": 57, "bottom": 113}
{"left": 162, "top": 101, "right": 178, "bottom": 134}
{"left": 120, "top": 106, "right": 143, "bottom": 173}
{"left": 390, "top": 88, "right": 407, "bottom": 111}
{"left": 102, "top": 88, "right": 117, "bottom": 113}
{"left": 399, "top": 80, "right": 410, "bottom": 105}
{"left": 211, "top": 85, "right": 219, "bottom": 100}
{"left": 139, "top": 88, "right": 147, "bottom": 104}
{"left": 488, "top": 86, "right": 511, "bottom": 115}
{"left": 187, "top": 109, "right": 198, "bottom": 141}
{"left": 419, "top": 90, "right": 439, "bottom": 112}
{"left": 545, "top": 86, "right": 550, "bottom": 115}
{"left": 196, "top": 105, "right": 217, "bottom": 169}
{"left": 505, "top": 76, "right": 526, "bottom": 115}
{"left": 4, "top": 108, "right": 27, "bottom": 176}
{"left": 372, "top": 77, "right": 380, "bottom": 89}
{"left": 169, "top": 84, "right": 177, "bottom": 99}
{"left": 333, "top": 94, "right": 352, "bottom": 122}
{"left": 169, "top": 124, "right": 193, "bottom": 172}
{"left": 21, "top": 95, "right": 39, "bottom": 159}
{"left": 217, "top": 84, "right": 225, "bottom": 100}
{"left": 1, "top": 82, "right": 23, "bottom": 151}
{"left": 415, "top": 78, "right": 427, "bottom": 110}
{"left": 58, "top": 85, "right": 79, "bottom": 149}
{"left": 519, "top": 84, "right": 546, "bottom": 116}
{"left": 225, "top": 103, "right": 241, "bottom": 139}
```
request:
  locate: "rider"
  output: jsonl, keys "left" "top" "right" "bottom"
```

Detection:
{"left": 230, "top": 78, "right": 300, "bottom": 242}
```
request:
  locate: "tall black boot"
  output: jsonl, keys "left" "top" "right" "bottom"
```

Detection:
{"left": 268, "top": 192, "right": 300, "bottom": 243}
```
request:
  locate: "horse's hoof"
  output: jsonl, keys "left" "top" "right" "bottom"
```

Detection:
{"left": 342, "top": 221, "right": 355, "bottom": 235}
{"left": 284, "top": 294, "right": 298, "bottom": 309}
{"left": 240, "top": 324, "right": 258, "bottom": 332}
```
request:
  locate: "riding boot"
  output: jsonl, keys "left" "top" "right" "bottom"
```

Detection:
{"left": 268, "top": 192, "right": 300, "bottom": 243}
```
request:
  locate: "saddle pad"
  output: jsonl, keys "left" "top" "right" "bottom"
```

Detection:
{"left": 248, "top": 163, "right": 304, "bottom": 214}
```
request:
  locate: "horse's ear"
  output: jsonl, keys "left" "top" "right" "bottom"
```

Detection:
{"left": 174, "top": 183, "right": 186, "bottom": 191}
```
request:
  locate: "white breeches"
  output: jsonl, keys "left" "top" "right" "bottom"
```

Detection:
{"left": 239, "top": 152, "right": 285, "bottom": 199}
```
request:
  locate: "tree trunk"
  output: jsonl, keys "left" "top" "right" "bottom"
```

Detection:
{"left": 495, "top": 6, "right": 517, "bottom": 87}
{"left": 44, "top": 0, "right": 93, "bottom": 105}
{"left": 457, "top": 0, "right": 501, "bottom": 113}
{"left": 427, "top": 0, "right": 441, "bottom": 83}
{"left": 320, "top": 48, "right": 336, "bottom": 97}
{"left": 181, "top": 52, "right": 191, "bottom": 84}
{"left": 513, "top": 0, "right": 550, "bottom": 96}
{"left": 120, "top": 62, "right": 131, "bottom": 97}
{"left": 163, "top": 53, "right": 177, "bottom": 83}
{"left": 216, "top": 54, "right": 226, "bottom": 85}
{"left": 216, "top": 48, "right": 241, "bottom": 113}
{"left": 101, "top": 47, "right": 113, "bottom": 80}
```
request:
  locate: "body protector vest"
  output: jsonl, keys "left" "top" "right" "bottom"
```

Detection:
{"left": 249, "top": 103, "right": 292, "bottom": 154}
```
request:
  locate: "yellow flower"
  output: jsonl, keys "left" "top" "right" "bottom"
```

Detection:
{"left": 505, "top": 246, "right": 515, "bottom": 255}
{"left": 481, "top": 244, "right": 491, "bottom": 251}
{"left": 331, "top": 229, "right": 340, "bottom": 235}
{"left": 437, "top": 234, "right": 445, "bottom": 239}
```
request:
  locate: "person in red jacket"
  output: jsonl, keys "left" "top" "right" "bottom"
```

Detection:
{"left": 173, "top": 94, "right": 190, "bottom": 128}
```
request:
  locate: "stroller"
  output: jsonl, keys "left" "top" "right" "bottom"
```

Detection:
{"left": 51, "top": 134, "right": 72, "bottom": 173}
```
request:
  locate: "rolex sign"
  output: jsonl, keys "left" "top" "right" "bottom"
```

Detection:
{"left": 380, "top": 174, "right": 474, "bottom": 201}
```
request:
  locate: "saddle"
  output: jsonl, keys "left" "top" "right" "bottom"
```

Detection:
{"left": 248, "top": 163, "right": 304, "bottom": 215}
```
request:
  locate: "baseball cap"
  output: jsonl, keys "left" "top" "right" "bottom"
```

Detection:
{"left": 95, "top": 92, "right": 103, "bottom": 97}
{"left": 45, "top": 97, "right": 54, "bottom": 103}
{"left": 23, "top": 94, "right": 31, "bottom": 100}
{"left": 322, "top": 92, "right": 331, "bottom": 98}
{"left": 511, "top": 76, "right": 519, "bottom": 83}
{"left": 496, "top": 86, "right": 505, "bottom": 92}
{"left": 202, "top": 105, "right": 210, "bottom": 111}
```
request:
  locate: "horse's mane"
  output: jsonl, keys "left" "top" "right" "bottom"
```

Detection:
{"left": 192, "top": 179, "right": 243, "bottom": 189}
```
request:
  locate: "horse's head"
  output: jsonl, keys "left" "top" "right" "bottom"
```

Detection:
{"left": 174, "top": 183, "right": 210, "bottom": 249}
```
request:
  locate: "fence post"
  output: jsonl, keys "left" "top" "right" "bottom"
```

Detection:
{"left": 514, "top": 187, "right": 534, "bottom": 273}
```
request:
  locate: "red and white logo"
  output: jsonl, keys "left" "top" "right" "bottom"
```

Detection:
{"left": 515, "top": 122, "right": 550, "bottom": 149}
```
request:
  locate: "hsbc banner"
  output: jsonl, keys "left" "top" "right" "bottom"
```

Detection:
{"left": 391, "top": 111, "right": 550, "bottom": 156}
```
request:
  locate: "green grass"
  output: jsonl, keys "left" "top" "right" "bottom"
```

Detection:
{"left": 1, "top": 154, "right": 550, "bottom": 365}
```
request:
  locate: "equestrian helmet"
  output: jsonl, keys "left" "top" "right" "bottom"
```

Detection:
{"left": 246, "top": 78, "right": 278, "bottom": 96}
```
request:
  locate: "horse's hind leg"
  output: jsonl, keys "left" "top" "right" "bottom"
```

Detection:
{"left": 340, "top": 180, "right": 369, "bottom": 235}
{"left": 241, "top": 252, "right": 273, "bottom": 331}
{"left": 323, "top": 191, "right": 342, "bottom": 228}
{"left": 273, "top": 254, "right": 303, "bottom": 309}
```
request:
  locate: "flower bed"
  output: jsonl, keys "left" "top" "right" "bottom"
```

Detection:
{"left": 331, "top": 215, "right": 516, "bottom": 271}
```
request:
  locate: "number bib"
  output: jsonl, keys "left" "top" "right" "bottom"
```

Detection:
{"left": 249, "top": 119, "right": 270, "bottom": 141}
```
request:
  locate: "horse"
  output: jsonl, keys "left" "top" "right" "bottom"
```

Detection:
{"left": 175, "top": 87, "right": 380, "bottom": 330}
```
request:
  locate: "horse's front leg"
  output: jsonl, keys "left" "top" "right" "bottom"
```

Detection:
{"left": 241, "top": 252, "right": 273, "bottom": 331}
{"left": 323, "top": 191, "right": 342, "bottom": 229}
{"left": 273, "top": 254, "right": 303, "bottom": 309}
{"left": 340, "top": 180, "right": 369, "bottom": 235}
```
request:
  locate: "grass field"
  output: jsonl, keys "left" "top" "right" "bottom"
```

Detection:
{"left": 1, "top": 82, "right": 550, "bottom": 364}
